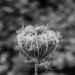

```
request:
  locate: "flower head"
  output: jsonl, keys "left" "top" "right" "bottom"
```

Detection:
{"left": 17, "top": 25, "right": 61, "bottom": 66}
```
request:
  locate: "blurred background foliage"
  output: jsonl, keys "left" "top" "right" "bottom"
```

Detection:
{"left": 0, "top": 0, "right": 75, "bottom": 75}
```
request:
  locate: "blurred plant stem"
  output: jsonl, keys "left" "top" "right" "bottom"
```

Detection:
{"left": 34, "top": 60, "right": 38, "bottom": 75}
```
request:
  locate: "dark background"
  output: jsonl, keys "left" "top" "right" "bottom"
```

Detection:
{"left": 0, "top": 0, "right": 75, "bottom": 75}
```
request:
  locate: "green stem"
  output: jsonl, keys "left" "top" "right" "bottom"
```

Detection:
{"left": 35, "top": 61, "right": 38, "bottom": 75}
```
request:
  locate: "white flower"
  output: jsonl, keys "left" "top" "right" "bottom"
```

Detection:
{"left": 17, "top": 25, "right": 61, "bottom": 65}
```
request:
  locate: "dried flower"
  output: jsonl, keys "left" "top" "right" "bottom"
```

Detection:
{"left": 17, "top": 25, "right": 61, "bottom": 74}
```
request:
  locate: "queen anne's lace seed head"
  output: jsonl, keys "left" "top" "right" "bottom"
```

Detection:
{"left": 17, "top": 25, "right": 61, "bottom": 66}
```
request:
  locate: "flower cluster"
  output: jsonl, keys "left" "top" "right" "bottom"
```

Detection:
{"left": 17, "top": 25, "right": 61, "bottom": 68}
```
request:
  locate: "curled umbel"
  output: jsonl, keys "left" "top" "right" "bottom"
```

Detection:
{"left": 17, "top": 25, "right": 61, "bottom": 65}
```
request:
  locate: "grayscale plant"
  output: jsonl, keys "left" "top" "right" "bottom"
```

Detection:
{"left": 16, "top": 25, "right": 61, "bottom": 75}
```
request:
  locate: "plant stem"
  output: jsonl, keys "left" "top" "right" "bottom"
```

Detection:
{"left": 35, "top": 61, "right": 38, "bottom": 75}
